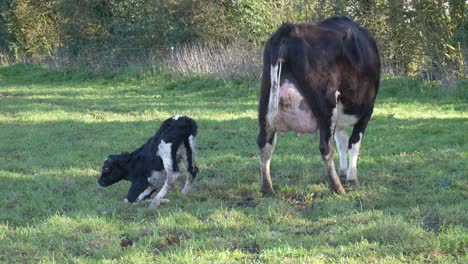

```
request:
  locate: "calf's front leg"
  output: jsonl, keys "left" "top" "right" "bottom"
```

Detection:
{"left": 125, "top": 179, "right": 149, "bottom": 203}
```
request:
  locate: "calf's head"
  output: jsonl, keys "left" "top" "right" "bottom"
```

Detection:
{"left": 97, "top": 153, "right": 131, "bottom": 187}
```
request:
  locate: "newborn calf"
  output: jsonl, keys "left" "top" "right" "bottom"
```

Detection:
{"left": 98, "top": 115, "right": 198, "bottom": 208}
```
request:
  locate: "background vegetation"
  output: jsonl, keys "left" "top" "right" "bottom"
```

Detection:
{"left": 0, "top": 0, "right": 467, "bottom": 79}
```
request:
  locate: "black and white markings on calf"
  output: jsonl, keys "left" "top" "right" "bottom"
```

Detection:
{"left": 148, "top": 139, "right": 180, "bottom": 208}
{"left": 97, "top": 115, "right": 199, "bottom": 208}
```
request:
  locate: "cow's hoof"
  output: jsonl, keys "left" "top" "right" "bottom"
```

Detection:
{"left": 335, "top": 186, "right": 346, "bottom": 194}
{"left": 330, "top": 183, "right": 346, "bottom": 194}
{"left": 261, "top": 191, "right": 276, "bottom": 197}
{"left": 346, "top": 179, "right": 360, "bottom": 187}
{"left": 261, "top": 186, "right": 276, "bottom": 197}
{"left": 338, "top": 170, "right": 347, "bottom": 184}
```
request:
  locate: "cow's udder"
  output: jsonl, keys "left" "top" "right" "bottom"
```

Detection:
{"left": 274, "top": 79, "right": 318, "bottom": 135}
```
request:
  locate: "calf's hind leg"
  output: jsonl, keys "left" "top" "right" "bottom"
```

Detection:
{"left": 182, "top": 135, "right": 198, "bottom": 197}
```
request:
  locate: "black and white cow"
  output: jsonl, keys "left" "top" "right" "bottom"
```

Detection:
{"left": 258, "top": 16, "right": 380, "bottom": 195}
{"left": 98, "top": 115, "right": 198, "bottom": 208}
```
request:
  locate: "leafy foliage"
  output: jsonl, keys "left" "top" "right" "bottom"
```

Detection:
{"left": 0, "top": 0, "right": 466, "bottom": 78}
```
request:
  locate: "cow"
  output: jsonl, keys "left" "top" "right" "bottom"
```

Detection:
{"left": 98, "top": 115, "right": 199, "bottom": 208}
{"left": 257, "top": 16, "right": 380, "bottom": 195}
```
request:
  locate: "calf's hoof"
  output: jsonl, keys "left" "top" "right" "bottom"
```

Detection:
{"left": 181, "top": 186, "right": 191, "bottom": 197}
{"left": 148, "top": 199, "right": 170, "bottom": 209}
{"left": 148, "top": 200, "right": 160, "bottom": 209}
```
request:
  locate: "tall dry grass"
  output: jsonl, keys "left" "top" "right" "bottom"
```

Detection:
{"left": 159, "top": 43, "right": 263, "bottom": 81}
{"left": 5, "top": 42, "right": 463, "bottom": 83}
{"left": 21, "top": 43, "right": 263, "bottom": 82}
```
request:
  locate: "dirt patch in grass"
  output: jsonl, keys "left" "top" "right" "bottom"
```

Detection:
{"left": 283, "top": 193, "right": 317, "bottom": 208}
{"left": 235, "top": 189, "right": 258, "bottom": 208}
{"left": 155, "top": 233, "right": 191, "bottom": 252}
{"left": 120, "top": 237, "right": 134, "bottom": 248}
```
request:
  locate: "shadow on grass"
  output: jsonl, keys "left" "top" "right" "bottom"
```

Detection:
{"left": 0, "top": 94, "right": 258, "bottom": 117}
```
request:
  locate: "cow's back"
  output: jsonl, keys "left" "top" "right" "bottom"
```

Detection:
{"left": 319, "top": 16, "right": 381, "bottom": 85}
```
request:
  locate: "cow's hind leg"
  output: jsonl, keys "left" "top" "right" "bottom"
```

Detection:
{"left": 258, "top": 129, "right": 276, "bottom": 196}
{"left": 347, "top": 114, "right": 371, "bottom": 186}
{"left": 149, "top": 141, "right": 179, "bottom": 208}
{"left": 334, "top": 127, "right": 349, "bottom": 183}
{"left": 319, "top": 122, "right": 345, "bottom": 194}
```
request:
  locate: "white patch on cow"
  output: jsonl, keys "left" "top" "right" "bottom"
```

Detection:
{"left": 260, "top": 142, "right": 274, "bottom": 163}
{"left": 334, "top": 128, "right": 349, "bottom": 174}
{"left": 267, "top": 63, "right": 281, "bottom": 127}
{"left": 259, "top": 141, "right": 275, "bottom": 180}
{"left": 335, "top": 90, "right": 341, "bottom": 100}
{"left": 172, "top": 114, "right": 183, "bottom": 120}
{"left": 330, "top": 106, "right": 337, "bottom": 132}
{"left": 347, "top": 132, "right": 362, "bottom": 181}
{"left": 124, "top": 198, "right": 129, "bottom": 203}
{"left": 329, "top": 90, "right": 341, "bottom": 135}
{"left": 328, "top": 106, "right": 338, "bottom": 162}
{"left": 336, "top": 102, "right": 359, "bottom": 128}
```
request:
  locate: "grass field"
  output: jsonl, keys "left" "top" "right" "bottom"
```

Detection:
{"left": 0, "top": 64, "right": 467, "bottom": 263}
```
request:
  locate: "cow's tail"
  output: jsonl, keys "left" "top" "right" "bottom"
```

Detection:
{"left": 267, "top": 60, "right": 283, "bottom": 125}
{"left": 183, "top": 118, "right": 198, "bottom": 178}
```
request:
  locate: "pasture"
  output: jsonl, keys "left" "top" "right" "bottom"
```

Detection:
{"left": 0, "top": 64, "right": 467, "bottom": 263}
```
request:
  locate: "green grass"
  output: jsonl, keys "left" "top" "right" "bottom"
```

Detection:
{"left": 1, "top": 64, "right": 467, "bottom": 263}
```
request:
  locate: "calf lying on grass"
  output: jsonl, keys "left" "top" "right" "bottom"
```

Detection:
{"left": 97, "top": 115, "right": 198, "bottom": 208}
